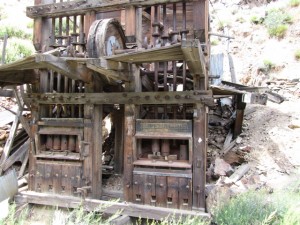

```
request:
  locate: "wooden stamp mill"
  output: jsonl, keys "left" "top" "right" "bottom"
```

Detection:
{"left": 0, "top": 0, "right": 214, "bottom": 219}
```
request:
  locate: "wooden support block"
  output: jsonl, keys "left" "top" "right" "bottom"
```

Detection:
{"left": 132, "top": 174, "right": 144, "bottom": 204}
{"left": 167, "top": 177, "right": 179, "bottom": 209}
{"left": 179, "top": 178, "right": 192, "bottom": 210}
{"left": 156, "top": 176, "right": 167, "bottom": 208}
{"left": 144, "top": 175, "right": 156, "bottom": 206}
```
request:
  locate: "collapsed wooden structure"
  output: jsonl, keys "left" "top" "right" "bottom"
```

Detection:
{"left": 0, "top": 0, "right": 248, "bottom": 219}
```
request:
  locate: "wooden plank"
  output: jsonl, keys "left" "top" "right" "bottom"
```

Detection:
{"left": 15, "top": 191, "right": 210, "bottom": 220}
{"left": 144, "top": 175, "right": 156, "bottom": 206}
{"left": 156, "top": 176, "right": 167, "bottom": 208}
{"left": 167, "top": 177, "right": 179, "bottom": 209}
{"left": 105, "top": 43, "right": 184, "bottom": 63}
{"left": 1, "top": 139, "right": 30, "bottom": 172}
{"left": 26, "top": 0, "right": 197, "bottom": 18}
{"left": 24, "top": 90, "right": 213, "bottom": 106}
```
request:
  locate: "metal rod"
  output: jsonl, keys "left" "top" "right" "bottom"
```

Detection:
{"left": 58, "top": 17, "right": 63, "bottom": 46}
{"left": 51, "top": 18, "right": 56, "bottom": 46}
{"left": 182, "top": 2, "right": 187, "bottom": 40}
{"left": 79, "top": 15, "right": 84, "bottom": 45}
{"left": 66, "top": 16, "right": 70, "bottom": 45}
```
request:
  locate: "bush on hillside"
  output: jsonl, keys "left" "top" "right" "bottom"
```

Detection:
{"left": 290, "top": 0, "right": 300, "bottom": 7}
{"left": 213, "top": 188, "right": 300, "bottom": 225}
{"left": 264, "top": 8, "right": 292, "bottom": 38}
{"left": 295, "top": 50, "right": 300, "bottom": 61}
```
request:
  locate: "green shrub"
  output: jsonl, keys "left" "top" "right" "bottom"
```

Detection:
{"left": 211, "top": 39, "right": 219, "bottom": 46}
{"left": 295, "top": 49, "right": 300, "bottom": 60}
{"left": 268, "top": 24, "right": 288, "bottom": 38}
{"left": 290, "top": 0, "right": 300, "bottom": 7}
{"left": 0, "top": 38, "right": 35, "bottom": 63}
{"left": 263, "top": 59, "right": 275, "bottom": 72}
{"left": 250, "top": 15, "right": 264, "bottom": 24}
{"left": 0, "top": 203, "right": 28, "bottom": 225}
{"left": 213, "top": 189, "right": 300, "bottom": 225}
{"left": 264, "top": 9, "right": 292, "bottom": 38}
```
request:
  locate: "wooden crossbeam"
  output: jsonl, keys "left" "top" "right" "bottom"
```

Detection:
{"left": 24, "top": 91, "right": 214, "bottom": 106}
{"left": 35, "top": 54, "right": 92, "bottom": 82}
{"left": 26, "top": 0, "right": 197, "bottom": 18}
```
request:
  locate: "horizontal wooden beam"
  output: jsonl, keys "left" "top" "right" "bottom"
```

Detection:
{"left": 105, "top": 43, "right": 184, "bottom": 63}
{"left": 35, "top": 54, "right": 92, "bottom": 83}
{"left": 15, "top": 191, "right": 209, "bottom": 220}
{"left": 24, "top": 90, "right": 214, "bottom": 106}
{"left": 0, "top": 70, "right": 39, "bottom": 86}
{"left": 86, "top": 59, "right": 130, "bottom": 83}
{"left": 26, "top": 0, "right": 197, "bottom": 18}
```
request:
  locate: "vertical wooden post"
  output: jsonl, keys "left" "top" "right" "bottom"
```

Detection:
{"left": 92, "top": 76, "right": 103, "bottom": 198}
{"left": 192, "top": 104, "right": 207, "bottom": 210}
{"left": 123, "top": 104, "right": 135, "bottom": 202}
{"left": 123, "top": 5, "right": 141, "bottom": 202}
{"left": 192, "top": 3, "right": 209, "bottom": 209}
{"left": 125, "top": 6, "right": 136, "bottom": 43}
{"left": 113, "top": 108, "right": 124, "bottom": 174}
{"left": 233, "top": 94, "right": 246, "bottom": 139}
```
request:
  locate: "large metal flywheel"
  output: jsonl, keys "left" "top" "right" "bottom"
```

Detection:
{"left": 87, "top": 18, "right": 126, "bottom": 58}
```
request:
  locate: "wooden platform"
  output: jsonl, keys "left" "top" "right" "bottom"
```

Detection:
{"left": 15, "top": 191, "right": 210, "bottom": 220}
